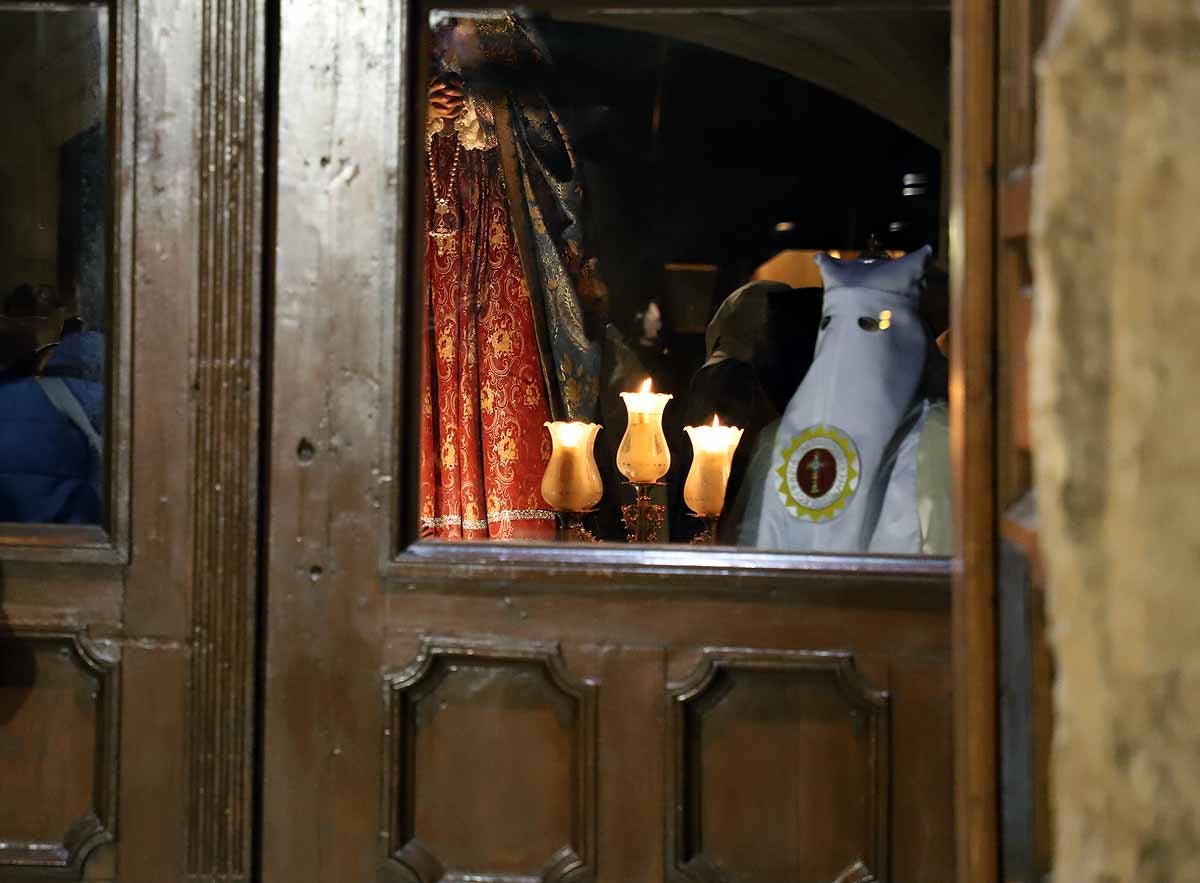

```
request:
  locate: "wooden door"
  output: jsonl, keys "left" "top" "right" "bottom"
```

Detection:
{"left": 0, "top": 0, "right": 266, "bottom": 880}
{"left": 259, "top": 2, "right": 993, "bottom": 881}
{"left": 0, "top": 0, "right": 1012, "bottom": 880}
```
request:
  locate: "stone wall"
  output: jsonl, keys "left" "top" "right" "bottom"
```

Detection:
{"left": 1031, "top": 1, "right": 1200, "bottom": 880}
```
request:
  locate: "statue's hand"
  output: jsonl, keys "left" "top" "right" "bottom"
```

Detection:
{"left": 428, "top": 75, "right": 465, "bottom": 122}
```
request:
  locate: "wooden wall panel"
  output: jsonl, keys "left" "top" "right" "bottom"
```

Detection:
{"left": 0, "top": 627, "right": 118, "bottom": 878}
{"left": 382, "top": 639, "right": 598, "bottom": 883}
{"left": 667, "top": 649, "right": 889, "bottom": 883}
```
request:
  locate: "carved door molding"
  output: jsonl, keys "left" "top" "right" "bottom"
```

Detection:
{"left": 667, "top": 648, "right": 890, "bottom": 883}
{"left": 183, "top": 0, "right": 265, "bottom": 877}
{"left": 381, "top": 638, "right": 599, "bottom": 883}
{"left": 0, "top": 627, "right": 119, "bottom": 877}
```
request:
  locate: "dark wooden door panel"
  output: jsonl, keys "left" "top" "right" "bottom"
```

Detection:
{"left": 369, "top": 614, "right": 950, "bottom": 883}
{"left": 0, "top": 627, "right": 117, "bottom": 877}
{"left": 668, "top": 650, "right": 889, "bottom": 883}
{"left": 382, "top": 639, "right": 597, "bottom": 883}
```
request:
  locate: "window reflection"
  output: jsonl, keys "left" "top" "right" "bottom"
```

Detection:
{"left": 419, "top": 10, "right": 950, "bottom": 553}
{"left": 0, "top": 8, "right": 108, "bottom": 525}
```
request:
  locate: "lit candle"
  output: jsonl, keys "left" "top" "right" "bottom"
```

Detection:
{"left": 541, "top": 421, "right": 604, "bottom": 512}
{"left": 683, "top": 415, "right": 744, "bottom": 516}
{"left": 617, "top": 378, "right": 673, "bottom": 483}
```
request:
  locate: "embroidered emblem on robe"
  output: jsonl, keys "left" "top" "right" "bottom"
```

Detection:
{"left": 776, "top": 424, "right": 860, "bottom": 522}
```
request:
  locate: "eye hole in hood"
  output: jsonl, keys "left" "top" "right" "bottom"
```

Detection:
{"left": 858, "top": 310, "right": 893, "bottom": 332}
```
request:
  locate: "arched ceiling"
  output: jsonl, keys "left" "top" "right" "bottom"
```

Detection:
{"left": 551, "top": 9, "right": 950, "bottom": 148}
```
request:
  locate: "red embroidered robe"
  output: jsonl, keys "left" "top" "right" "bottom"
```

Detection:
{"left": 419, "top": 126, "right": 556, "bottom": 540}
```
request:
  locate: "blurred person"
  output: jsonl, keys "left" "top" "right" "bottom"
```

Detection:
{"left": 0, "top": 285, "right": 103, "bottom": 524}
{"left": 670, "top": 281, "right": 823, "bottom": 542}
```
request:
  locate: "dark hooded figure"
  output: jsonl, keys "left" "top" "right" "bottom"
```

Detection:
{"left": 669, "top": 281, "right": 823, "bottom": 542}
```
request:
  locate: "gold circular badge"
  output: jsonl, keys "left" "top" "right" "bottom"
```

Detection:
{"left": 775, "top": 424, "right": 860, "bottom": 522}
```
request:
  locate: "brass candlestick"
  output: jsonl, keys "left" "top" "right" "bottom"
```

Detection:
{"left": 621, "top": 481, "right": 667, "bottom": 544}
{"left": 689, "top": 514, "right": 720, "bottom": 545}
{"left": 556, "top": 510, "right": 599, "bottom": 543}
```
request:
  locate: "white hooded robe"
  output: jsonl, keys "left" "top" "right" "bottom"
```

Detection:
{"left": 748, "top": 246, "right": 932, "bottom": 553}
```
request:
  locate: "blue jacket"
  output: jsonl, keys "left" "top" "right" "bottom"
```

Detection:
{"left": 0, "top": 333, "right": 104, "bottom": 524}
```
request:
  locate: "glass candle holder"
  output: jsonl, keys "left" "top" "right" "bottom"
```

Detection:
{"left": 616, "top": 378, "right": 673, "bottom": 484}
{"left": 683, "top": 416, "right": 744, "bottom": 517}
{"left": 541, "top": 421, "right": 603, "bottom": 513}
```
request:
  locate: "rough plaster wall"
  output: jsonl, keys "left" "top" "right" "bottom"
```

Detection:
{"left": 1031, "top": 1, "right": 1200, "bottom": 880}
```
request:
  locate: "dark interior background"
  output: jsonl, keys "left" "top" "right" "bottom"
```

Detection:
{"left": 533, "top": 15, "right": 945, "bottom": 341}
{"left": 0, "top": 9, "right": 108, "bottom": 332}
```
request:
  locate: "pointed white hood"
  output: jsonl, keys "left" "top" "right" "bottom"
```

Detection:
{"left": 750, "top": 245, "right": 931, "bottom": 552}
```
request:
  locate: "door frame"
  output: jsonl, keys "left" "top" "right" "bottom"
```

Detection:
{"left": 949, "top": 0, "right": 1000, "bottom": 879}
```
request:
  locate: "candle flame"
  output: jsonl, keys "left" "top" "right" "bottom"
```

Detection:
{"left": 639, "top": 377, "right": 653, "bottom": 394}
{"left": 558, "top": 422, "right": 586, "bottom": 447}
{"left": 711, "top": 414, "right": 720, "bottom": 428}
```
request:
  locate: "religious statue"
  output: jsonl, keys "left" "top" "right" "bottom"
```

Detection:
{"left": 419, "top": 13, "right": 608, "bottom": 540}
